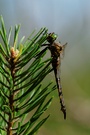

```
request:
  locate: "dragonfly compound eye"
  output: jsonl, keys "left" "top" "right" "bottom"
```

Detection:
{"left": 47, "top": 32, "right": 58, "bottom": 43}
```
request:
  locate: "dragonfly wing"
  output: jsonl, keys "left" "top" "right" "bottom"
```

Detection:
{"left": 60, "top": 43, "right": 67, "bottom": 58}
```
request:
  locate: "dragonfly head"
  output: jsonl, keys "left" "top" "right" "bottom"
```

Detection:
{"left": 47, "top": 32, "right": 58, "bottom": 43}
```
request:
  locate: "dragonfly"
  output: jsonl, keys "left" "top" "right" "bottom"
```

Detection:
{"left": 37, "top": 32, "right": 67, "bottom": 119}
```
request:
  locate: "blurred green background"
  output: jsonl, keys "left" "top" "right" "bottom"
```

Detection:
{"left": 0, "top": 0, "right": 90, "bottom": 134}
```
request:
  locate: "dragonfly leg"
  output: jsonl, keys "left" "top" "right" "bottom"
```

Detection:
{"left": 35, "top": 47, "right": 48, "bottom": 58}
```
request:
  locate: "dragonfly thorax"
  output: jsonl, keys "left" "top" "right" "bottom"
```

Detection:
{"left": 49, "top": 42, "right": 62, "bottom": 58}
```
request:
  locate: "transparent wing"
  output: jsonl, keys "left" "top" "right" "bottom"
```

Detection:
{"left": 60, "top": 43, "right": 67, "bottom": 59}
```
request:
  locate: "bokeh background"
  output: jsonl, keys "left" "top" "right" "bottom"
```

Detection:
{"left": 0, "top": 0, "right": 90, "bottom": 135}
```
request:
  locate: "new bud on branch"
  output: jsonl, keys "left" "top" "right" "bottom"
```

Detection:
{"left": 10, "top": 47, "right": 19, "bottom": 59}
{"left": 10, "top": 44, "right": 23, "bottom": 62}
